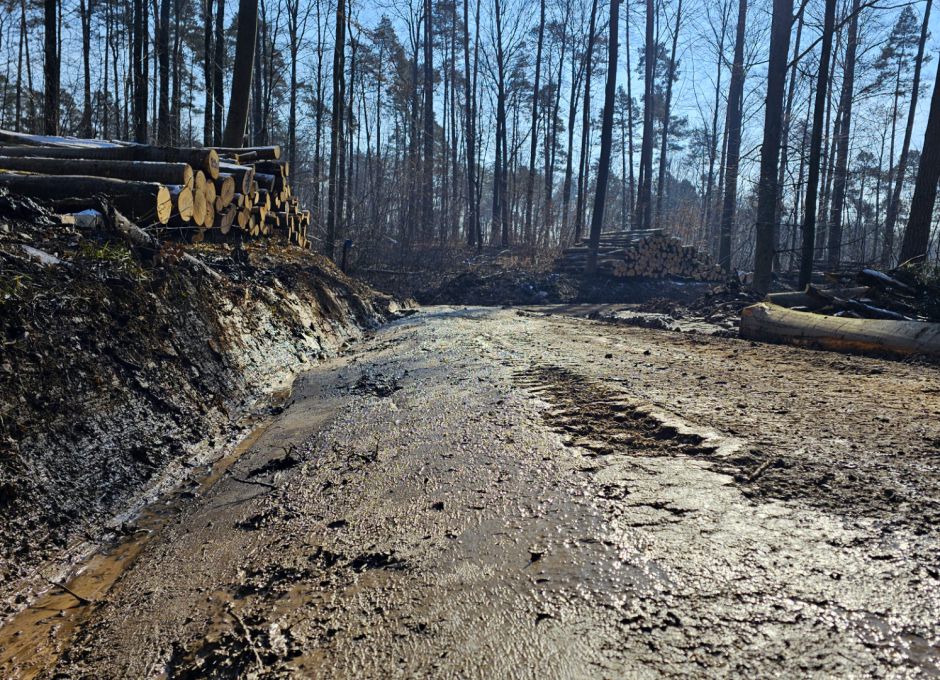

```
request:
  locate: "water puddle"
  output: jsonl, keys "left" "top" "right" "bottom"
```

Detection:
{"left": 0, "top": 422, "right": 272, "bottom": 679}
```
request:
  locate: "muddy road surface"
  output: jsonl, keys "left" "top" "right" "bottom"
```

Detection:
{"left": 4, "top": 307, "right": 940, "bottom": 678}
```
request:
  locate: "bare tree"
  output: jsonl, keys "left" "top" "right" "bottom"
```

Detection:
{"left": 717, "top": 0, "right": 747, "bottom": 272}
{"left": 587, "top": 0, "right": 620, "bottom": 274}
{"left": 325, "top": 0, "right": 347, "bottom": 259}
{"left": 523, "top": 0, "right": 546, "bottom": 245}
{"left": 799, "top": 0, "right": 837, "bottom": 287}
{"left": 634, "top": 0, "right": 654, "bottom": 230}
{"left": 826, "top": 0, "right": 862, "bottom": 267}
{"left": 883, "top": 0, "right": 932, "bottom": 265}
{"left": 753, "top": 0, "right": 793, "bottom": 293}
{"left": 43, "top": 0, "right": 58, "bottom": 135}
{"left": 654, "top": 0, "right": 683, "bottom": 226}
{"left": 223, "top": 0, "right": 260, "bottom": 146}
{"left": 899, "top": 55, "right": 940, "bottom": 263}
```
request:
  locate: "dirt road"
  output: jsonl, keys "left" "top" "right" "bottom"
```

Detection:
{"left": 4, "top": 307, "right": 940, "bottom": 678}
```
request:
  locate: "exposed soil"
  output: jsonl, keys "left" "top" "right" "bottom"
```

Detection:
{"left": 415, "top": 268, "right": 724, "bottom": 306}
{"left": 3, "top": 307, "right": 938, "bottom": 677}
{"left": 0, "top": 199, "right": 405, "bottom": 609}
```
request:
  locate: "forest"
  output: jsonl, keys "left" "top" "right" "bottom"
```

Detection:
{"left": 3, "top": 0, "right": 940, "bottom": 674}
{"left": 1, "top": 0, "right": 938, "bottom": 287}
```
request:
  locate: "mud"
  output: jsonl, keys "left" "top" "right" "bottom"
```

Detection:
{"left": 415, "top": 269, "right": 721, "bottom": 307}
{"left": 3, "top": 307, "right": 937, "bottom": 677}
{"left": 0, "top": 206, "right": 402, "bottom": 612}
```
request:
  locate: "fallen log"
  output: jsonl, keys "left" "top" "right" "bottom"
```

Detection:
{"left": 0, "top": 173, "right": 172, "bottom": 225}
{"left": 767, "top": 286, "right": 870, "bottom": 311}
{"left": 0, "top": 129, "right": 129, "bottom": 147}
{"left": 210, "top": 145, "right": 281, "bottom": 161}
{"left": 0, "top": 144, "right": 219, "bottom": 179}
{"left": 215, "top": 174, "right": 235, "bottom": 208}
{"left": 219, "top": 162, "right": 255, "bottom": 195}
{"left": 0, "top": 156, "right": 194, "bottom": 188}
{"left": 168, "top": 185, "right": 194, "bottom": 222}
{"left": 858, "top": 268, "right": 916, "bottom": 295}
{"left": 740, "top": 302, "right": 940, "bottom": 359}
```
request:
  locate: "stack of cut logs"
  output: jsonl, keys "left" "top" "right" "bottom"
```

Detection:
{"left": 0, "top": 130, "right": 312, "bottom": 248}
{"left": 557, "top": 230, "right": 722, "bottom": 281}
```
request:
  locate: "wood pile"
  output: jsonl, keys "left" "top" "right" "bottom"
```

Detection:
{"left": 0, "top": 129, "right": 313, "bottom": 249}
{"left": 766, "top": 269, "right": 937, "bottom": 322}
{"left": 742, "top": 267, "right": 940, "bottom": 360}
{"left": 557, "top": 230, "right": 722, "bottom": 281}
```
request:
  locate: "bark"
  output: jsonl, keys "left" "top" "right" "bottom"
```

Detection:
{"left": 586, "top": 0, "right": 620, "bottom": 274}
{"left": 702, "top": 1, "right": 729, "bottom": 239}
{"left": 752, "top": 0, "right": 793, "bottom": 293}
{"left": 740, "top": 302, "right": 940, "bottom": 359}
{"left": 203, "top": 0, "right": 214, "bottom": 145}
{"left": 524, "top": 0, "right": 546, "bottom": 246}
{"left": 0, "top": 173, "right": 172, "bottom": 225}
{"left": 157, "top": 0, "right": 171, "bottom": 144}
{"left": 133, "top": 0, "right": 147, "bottom": 142}
{"left": 717, "top": 0, "right": 747, "bottom": 272}
{"left": 0, "top": 144, "right": 220, "bottom": 179}
{"left": 799, "top": 0, "right": 836, "bottom": 287}
{"left": 79, "top": 0, "right": 92, "bottom": 137}
{"left": 634, "top": 0, "right": 655, "bottom": 231}
{"left": 826, "top": 0, "right": 861, "bottom": 267}
{"left": 213, "top": 0, "right": 225, "bottom": 144}
{"left": 899, "top": 55, "right": 940, "bottom": 263}
{"left": 325, "top": 0, "right": 346, "bottom": 259}
{"left": 0, "top": 157, "right": 194, "bottom": 186}
{"left": 774, "top": 2, "right": 805, "bottom": 270}
{"left": 463, "top": 0, "right": 479, "bottom": 247}
{"left": 43, "top": 0, "right": 58, "bottom": 135}
{"left": 654, "top": 0, "right": 682, "bottom": 225}
{"left": 223, "top": 0, "right": 260, "bottom": 147}
{"left": 493, "top": 0, "right": 509, "bottom": 246}
{"left": 422, "top": 0, "right": 435, "bottom": 240}
{"left": 574, "top": 0, "right": 599, "bottom": 242}
{"left": 883, "top": 0, "right": 932, "bottom": 266}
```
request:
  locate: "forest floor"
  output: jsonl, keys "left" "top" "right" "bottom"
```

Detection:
{"left": 3, "top": 306, "right": 938, "bottom": 678}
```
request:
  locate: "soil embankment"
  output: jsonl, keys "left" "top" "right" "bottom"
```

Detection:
{"left": 0, "top": 193, "right": 403, "bottom": 607}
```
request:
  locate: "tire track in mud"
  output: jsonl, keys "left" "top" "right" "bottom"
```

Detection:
{"left": 511, "top": 362, "right": 940, "bottom": 676}
{"left": 514, "top": 364, "right": 716, "bottom": 461}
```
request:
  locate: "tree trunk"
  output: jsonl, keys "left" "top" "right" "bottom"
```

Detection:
{"left": 157, "top": 0, "right": 171, "bottom": 144}
{"left": 324, "top": 0, "right": 346, "bottom": 259}
{"left": 883, "top": 0, "right": 932, "bottom": 265}
{"left": 752, "top": 0, "right": 793, "bottom": 293}
{"left": 463, "top": 0, "right": 479, "bottom": 248}
{"left": 422, "top": 0, "right": 435, "bottom": 240}
{"left": 826, "top": 0, "right": 861, "bottom": 267}
{"left": 0, "top": 157, "right": 194, "bottom": 186}
{"left": 624, "top": 7, "right": 635, "bottom": 224}
{"left": 574, "top": 0, "right": 599, "bottom": 242}
{"left": 654, "top": 0, "right": 682, "bottom": 226}
{"left": 586, "top": 0, "right": 620, "bottom": 274}
{"left": 79, "top": 0, "right": 93, "bottom": 136}
{"left": 133, "top": 0, "right": 147, "bottom": 142}
{"left": 799, "top": 0, "right": 836, "bottom": 286}
{"left": 634, "top": 0, "right": 655, "bottom": 231}
{"left": 0, "top": 173, "right": 172, "bottom": 225}
{"left": 213, "top": 0, "right": 224, "bottom": 144}
{"left": 774, "top": 1, "right": 805, "bottom": 270}
{"left": 203, "top": 0, "right": 214, "bottom": 145}
{"left": 899, "top": 55, "right": 940, "bottom": 263}
{"left": 702, "top": 1, "right": 728, "bottom": 240}
{"left": 43, "top": 0, "right": 58, "bottom": 135}
{"left": 717, "top": 0, "right": 747, "bottom": 272}
{"left": 523, "top": 0, "right": 546, "bottom": 246}
{"left": 223, "top": 0, "right": 260, "bottom": 147}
